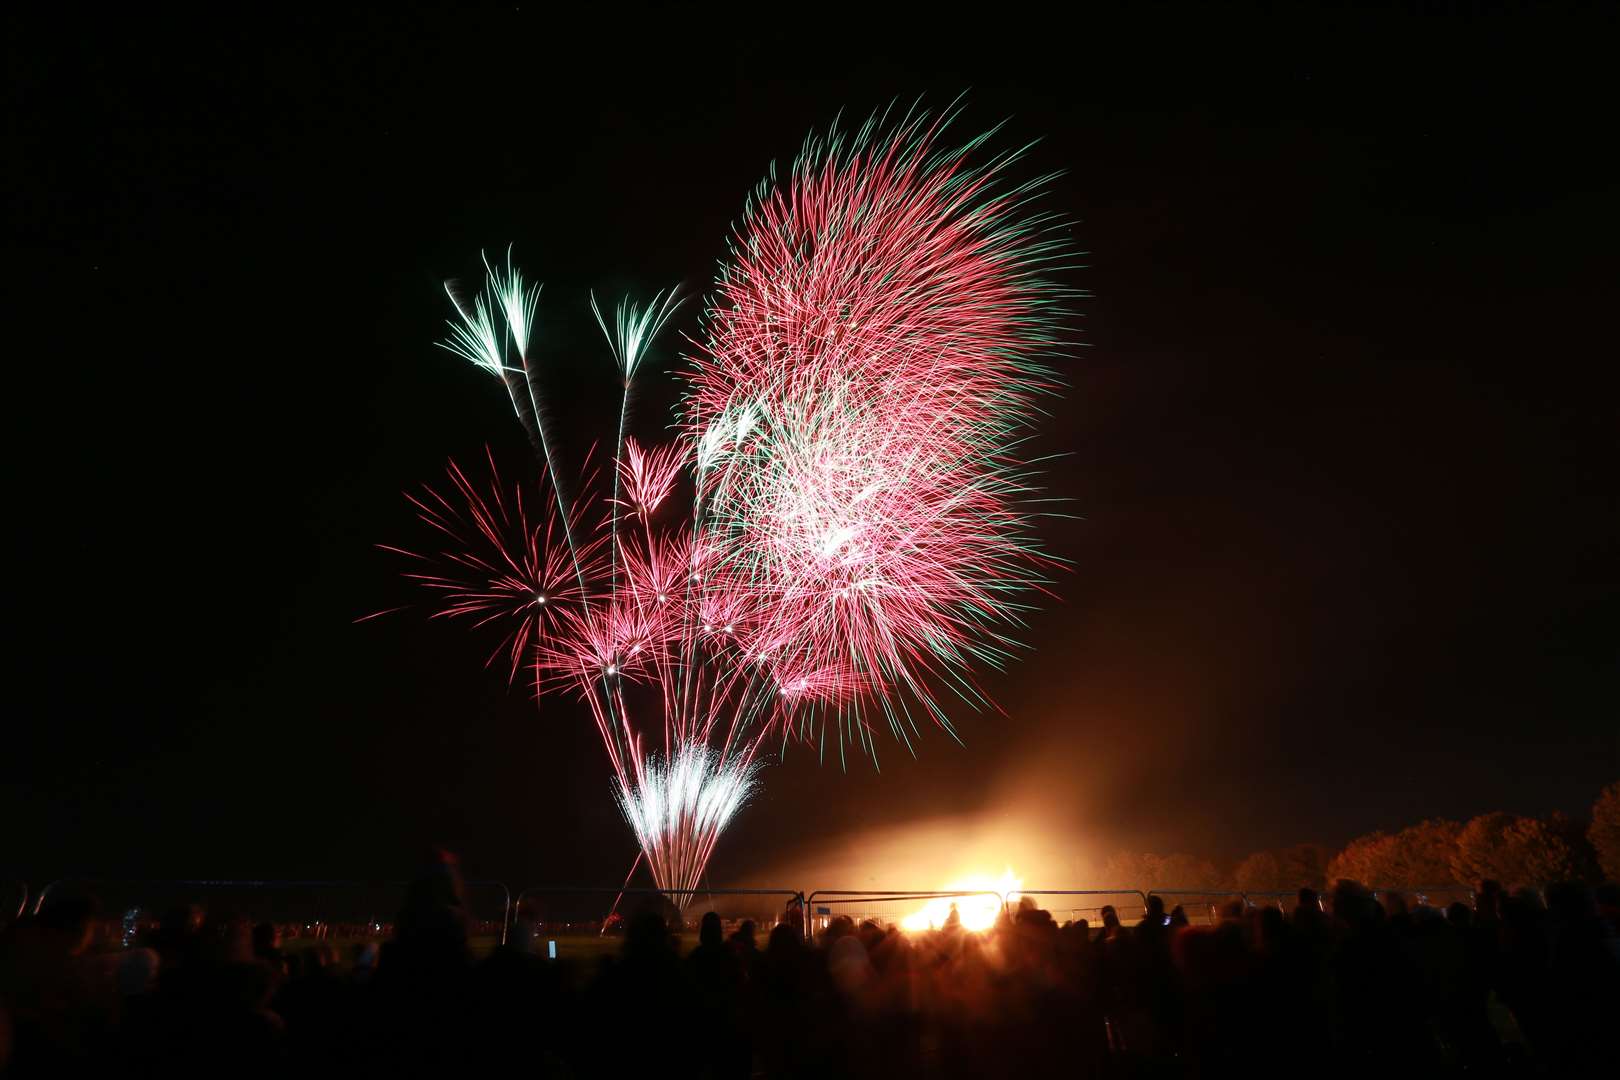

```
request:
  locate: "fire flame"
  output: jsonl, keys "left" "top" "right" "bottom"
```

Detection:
{"left": 900, "top": 868, "right": 1023, "bottom": 933}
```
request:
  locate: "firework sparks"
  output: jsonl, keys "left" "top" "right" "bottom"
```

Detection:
{"left": 591, "top": 289, "right": 684, "bottom": 381}
{"left": 688, "top": 100, "right": 1072, "bottom": 758}
{"left": 618, "top": 437, "right": 685, "bottom": 517}
{"left": 616, "top": 741, "right": 762, "bottom": 896}
{"left": 363, "top": 450, "right": 601, "bottom": 687}
{"left": 439, "top": 289, "right": 507, "bottom": 377}
{"left": 377, "top": 101, "right": 1072, "bottom": 893}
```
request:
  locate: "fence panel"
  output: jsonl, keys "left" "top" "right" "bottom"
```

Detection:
{"left": 30, "top": 878, "right": 513, "bottom": 951}
{"left": 511, "top": 886, "right": 803, "bottom": 963}
{"left": 1371, "top": 885, "right": 1477, "bottom": 912}
{"left": 1240, "top": 890, "right": 1304, "bottom": 912}
{"left": 1143, "top": 890, "right": 1247, "bottom": 926}
{"left": 803, "top": 890, "right": 1008, "bottom": 937}
{"left": 1015, "top": 889, "right": 1150, "bottom": 927}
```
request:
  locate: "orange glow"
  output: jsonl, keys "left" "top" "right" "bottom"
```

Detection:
{"left": 900, "top": 867, "right": 1022, "bottom": 932}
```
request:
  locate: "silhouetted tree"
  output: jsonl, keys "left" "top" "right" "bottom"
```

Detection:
{"left": 1278, "top": 843, "right": 1328, "bottom": 890}
{"left": 1384, "top": 819, "right": 1462, "bottom": 886}
{"left": 1159, "top": 853, "right": 1226, "bottom": 890}
{"left": 1326, "top": 831, "right": 1398, "bottom": 886}
{"left": 1100, "top": 852, "right": 1163, "bottom": 889}
{"left": 1102, "top": 852, "right": 1226, "bottom": 891}
{"left": 1451, "top": 813, "right": 1581, "bottom": 887}
{"left": 1591, "top": 781, "right": 1620, "bottom": 882}
{"left": 1234, "top": 851, "right": 1283, "bottom": 893}
{"left": 1546, "top": 810, "right": 1602, "bottom": 882}
{"left": 1327, "top": 821, "right": 1462, "bottom": 887}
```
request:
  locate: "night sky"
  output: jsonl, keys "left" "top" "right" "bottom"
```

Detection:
{"left": 8, "top": 9, "right": 1617, "bottom": 891}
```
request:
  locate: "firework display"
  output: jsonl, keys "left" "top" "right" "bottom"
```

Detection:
{"left": 378, "top": 103, "right": 1072, "bottom": 893}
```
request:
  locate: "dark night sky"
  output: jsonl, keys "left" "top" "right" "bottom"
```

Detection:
{"left": 7, "top": 8, "right": 1617, "bottom": 890}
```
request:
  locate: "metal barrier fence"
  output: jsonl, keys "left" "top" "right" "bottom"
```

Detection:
{"left": 803, "top": 890, "right": 1006, "bottom": 937}
{"left": 1240, "top": 890, "right": 1304, "bottom": 912}
{"left": 1014, "top": 889, "right": 1151, "bottom": 926}
{"left": 510, "top": 886, "right": 803, "bottom": 962}
{"left": 30, "top": 878, "right": 514, "bottom": 946}
{"left": 1142, "top": 890, "right": 1246, "bottom": 926}
{"left": 802, "top": 884, "right": 1496, "bottom": 939}
{"left": 8, "top": 877, "right": 1490, "bottom": 948}
{"left": 1370, "top": 885, "right": 1478, "bottom": 910}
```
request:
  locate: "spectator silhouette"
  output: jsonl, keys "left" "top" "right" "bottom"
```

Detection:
{"left": 727, "top": 917, "right": 760, "bottom": 985}
{"left": 758, "top": 921, "right": 817, "bottom": 1077}
{"left": 688, "top": 911, "right": 748, "bottom": 1079}
{"left": 0, "top": 893, "right": 108, "bottom": 1070}
{"left": 367, "top": 850, "right": 474, "bottom": 1072}
{"left": 3, "top": 860, "right": 1618, "bottom": 1076}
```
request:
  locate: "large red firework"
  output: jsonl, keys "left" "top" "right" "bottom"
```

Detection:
{"left": 377, "top": 102, "right": 1072, "bottom": 892}
{"left": 686, "top": 103, "right": 1070, "bottom": 757}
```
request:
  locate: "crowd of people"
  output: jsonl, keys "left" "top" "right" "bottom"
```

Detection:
{"left": 1, "top": 856, "right": 1616, "bottom": 1077}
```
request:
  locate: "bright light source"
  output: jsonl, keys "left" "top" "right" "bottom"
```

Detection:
{"left": 900, "top": 868, "right": 1023, "bottom": 933}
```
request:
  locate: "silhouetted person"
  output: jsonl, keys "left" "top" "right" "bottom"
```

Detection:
{"left": 1138, "top": 894, "right": 1166, "bottom": 930}
{"left": 1053, "top": 916, "right": 1109, "bottom": 1072}
{"left": 1130, "top": 894, "right": 1177, "bottom": 1054}
{"left": 1541, "top": 882, "right": 1620, "bottom": 1073}
{"left": 129, "top": 915, "right": 287, "bottom": 1078}
{"left": 10, "top": 853, "right": 1620, "bottom": 1078}
{"left": 250, "top": 921, "right": 285, "bottom": 982}
{"left": 688, "top": 911, "right": 747, "bottom": 1079}
{"left": 727, "top": 918, "right": 759, "bottom": 984}
{"left": 577, "top": 906, "right": 696, "bottom": 1078}
{"left": 471, "top": 904, "right": 569, "bottom": 1075}
{"left": 1436, "top": 901, "right": 1502, "bottom": 1069}
{"left": 368, "top": 850, "right": 475, "bottom": 1072}
{"left": 0, "top": 893, "right": 108, "bottom": 1071}
{"left": 274, "top": 942, "right": 352, "bottom": 1069}
{"left": 1475, "top": 878, "right": 1505, "bottom": 928}
{"left": 1494, "top": 886, "right": 1554, "bottom": 1057}
{"left": 1330, "top": 879, "right": 1434, "bottom": 1067}
{"left": 758, "top": 922, "right": 814, "bottom": 1078}
{"left": 1090, "top": 902, "right": 1145, "bottom": 1058}
{"left": 1172, "top": 899, "right": 1255, "bottom": 1068}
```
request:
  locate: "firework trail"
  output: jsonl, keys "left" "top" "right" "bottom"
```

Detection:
{"left": 377, "top": 101, "right": 1073, "bottom": 893}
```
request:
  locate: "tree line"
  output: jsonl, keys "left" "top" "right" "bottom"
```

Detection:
{"left": 1100, "top": 779, "right": 1620, "bottom": 894}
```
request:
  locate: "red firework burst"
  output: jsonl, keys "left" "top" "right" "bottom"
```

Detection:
{"left": 362, "top": 449, "right": 605, "bottom": 687}
{"left": 376, "top": 100, "right": 1072, "bottom": 891}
